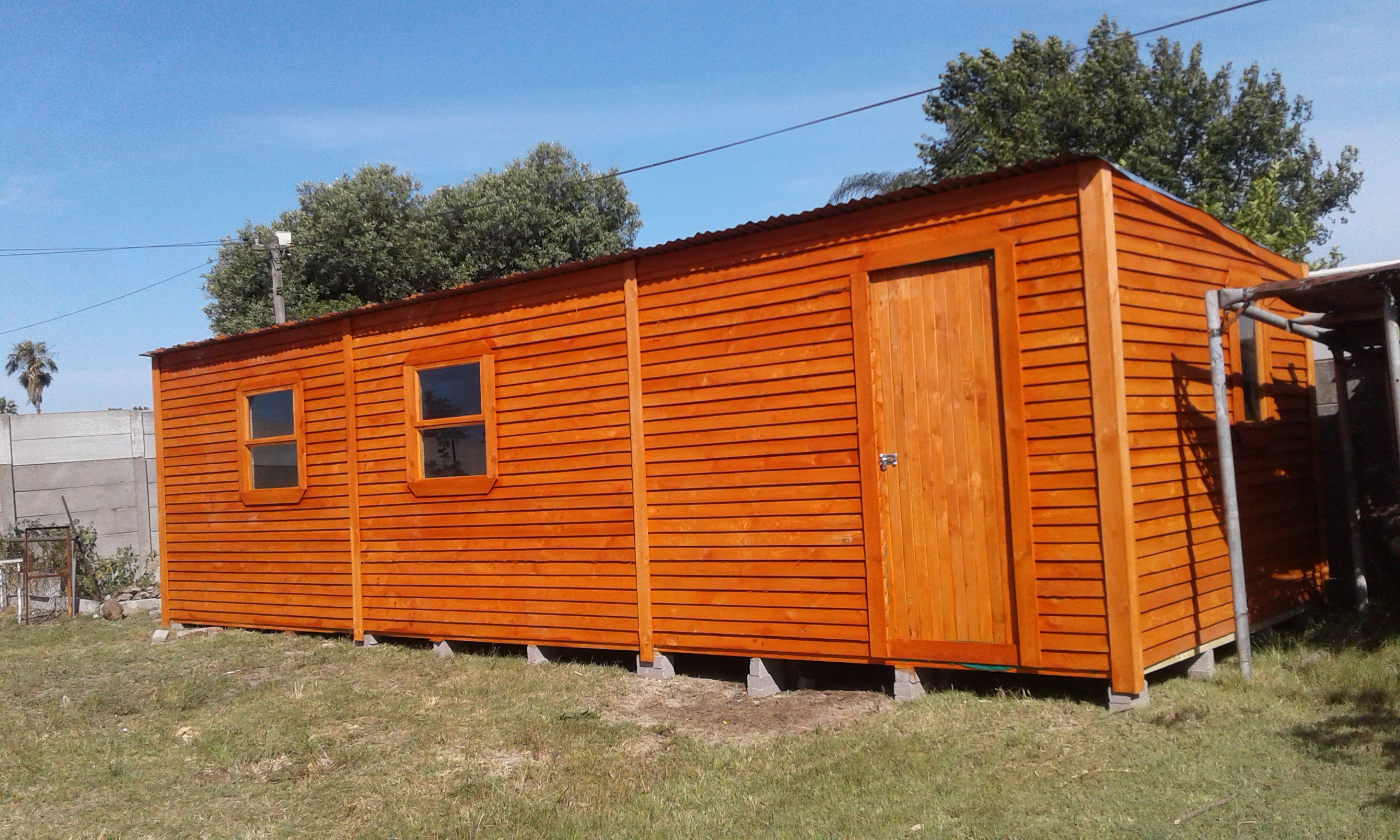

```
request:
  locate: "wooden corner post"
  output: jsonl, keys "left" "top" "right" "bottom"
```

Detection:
{"left": 341, "top": 320, "right": 365, "bottom": 641}
{"left": 1078, "top": 162, "right": 1145, "bottom": 695}
{"left": 623, "top": 261, "right": 655, "bottom": 663}
{"left": 150, "top": 355, "right": 171, "bottom": 629}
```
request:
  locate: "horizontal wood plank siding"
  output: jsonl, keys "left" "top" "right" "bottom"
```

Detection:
{"left": 1009, "top": 191, "right": 1111, "bottom": 676}
{"left": 158, "top": 321, "right": 353, "bottom": 632}
{"left": 1112, "top": 180, "right": 1323, "bottom": 669}
{"left": 637, "top": 255, "right": 869, "bottom": 660}
{"left": 350, "top": 270, "right": 639, "bottom": 649}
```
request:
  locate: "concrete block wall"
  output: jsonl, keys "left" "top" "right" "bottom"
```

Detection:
{"left": 0, "top": 410, "right": 158, "bottom": 569}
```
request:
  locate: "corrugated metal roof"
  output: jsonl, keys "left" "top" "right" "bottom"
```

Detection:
{"left": 1247, "top": 258, "right": 1400, "bottom": 316}
{"left": 148, "top": 153, "right": 1106, "bottom": 357}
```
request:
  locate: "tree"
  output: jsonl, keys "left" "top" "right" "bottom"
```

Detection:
{"left": 0, "top": 398, "right": 17, "bottom": 415}
{"left": 834, "top": 17, "right": 1362, "bottom": 265}
{"left": 5, "top": 340, "right": 57, "bottom": 413}
{"left": 202, "top": 143, "right": 642, "bottom": 335}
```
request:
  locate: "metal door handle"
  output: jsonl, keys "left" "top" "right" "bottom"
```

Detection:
{"left": 878, "top": 452, "right": 898, "bottom": 471}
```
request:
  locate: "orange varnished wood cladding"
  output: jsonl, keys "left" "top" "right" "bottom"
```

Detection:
{"left": 151, "top": 158, "right": 1326, "bottom": 691}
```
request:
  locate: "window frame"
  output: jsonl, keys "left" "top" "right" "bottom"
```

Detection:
{"left": 235, "top": 372, "right": 308, "bottom": 505}
{"left": 1228, "top": 312, "right": 1276, "bottom": 424}
{"left": 403, "top": 341, "right": 497, "bottom": 497}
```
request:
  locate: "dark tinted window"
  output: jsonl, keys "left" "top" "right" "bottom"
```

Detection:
{"left": 419, "top": 363, "right": 481, "bottom": 420}
{"left": 422, "top": 424, "right": 487, "bottom": 477}
{"left": 1240, "top": 318, "right": 1261, "bottom": 422}
{"left": 249, "top": 390, "right": 294, "bottom": 439}
{"left": 251, "top": 442, "right": 299, "bottom": 488}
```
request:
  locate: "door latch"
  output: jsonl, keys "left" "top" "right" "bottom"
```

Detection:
{"left": 878, "top": 452, "right": 898, "bottom": 471}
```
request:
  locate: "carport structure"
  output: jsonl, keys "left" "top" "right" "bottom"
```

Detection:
{"left": 1207, "top": 258, "right": 1400, "bottom": 675}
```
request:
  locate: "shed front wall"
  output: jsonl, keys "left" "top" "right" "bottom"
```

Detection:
{"left": 348, "top": 267, "right": 640, "bottom": 649}
{"left": 159, "top": 161, "right": 1321, "bottom": 687}
{"left": 156, "top": 321, "right": 354, "bottom": 631}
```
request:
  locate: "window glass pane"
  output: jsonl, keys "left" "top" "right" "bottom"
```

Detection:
{"left": 1240, "top": 318, "right": 1261, "bottom": 422}
{"left": 419, "top": 363, "right": 481, "bottom": 420}
{"left": 249, "top": 390, "right": 294, "bottom": 439}
{"left": 421, "top": 424, "right": 487, "bottom": 477}
{"left": 251, "top": 442, "right": 299, "bottom": 488}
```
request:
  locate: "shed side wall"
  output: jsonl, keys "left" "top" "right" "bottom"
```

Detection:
{"left": 1112, "top": 178, "right": 1325, "bottom": 669}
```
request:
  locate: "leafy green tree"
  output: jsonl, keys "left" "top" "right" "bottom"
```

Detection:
{"left": 5, "top": 340, "right": 56, "bottom": 413}
{"left": 834, "top": 17, "right": 1361, "bottom": 265}
{"left": 0, "top": 397, "right": 17, "bottom": 415}
{"left": 203, "top": 143, "right": 642, "bottom": 335}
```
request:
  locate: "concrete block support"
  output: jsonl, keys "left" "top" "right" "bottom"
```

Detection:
{"left": 635, "top": 652, "right": 675, "bottom": 679}
{"left": 433, "top": 640, "right": 454, "bottom": 659}
{"left": 360, "top": 633, "right": 379, "bottom": 647}
{"left": 526, "top": 644, "right": 555, "bottom": 665}
{"left": 747, "top": 657, "right": 790, "bottom": 698}
{"left": 1186, "top": 649, "right": 1216, "bottom": 681}
{"left": 1107, "top": 683, "right": 1150, "bottom": 712}
{"left": 893, "top": 666, "right": 926, "bottom": 701}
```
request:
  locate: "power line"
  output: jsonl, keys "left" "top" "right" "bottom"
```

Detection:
{"left": 0, "top": 260, "right": 210, "bottom": 337}
{"left": 0, "top": 0, "right": 1277, "bottom": 259}
{"left": 0, "top": 240, "right": 222, "bottom": 258}
{"left": 0, "top": 0, "right": 1276, "bottom": 335}
{"left": 1127, "top": 0, "right": 1273, "bottom": 40}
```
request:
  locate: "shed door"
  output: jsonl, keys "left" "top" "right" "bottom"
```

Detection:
{"left": 870, "top": 256, "right": 1019, "bottom": 665}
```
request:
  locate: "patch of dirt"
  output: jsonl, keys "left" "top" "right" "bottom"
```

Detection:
{"left": 603, "top": 673, "right": 894, "bottom": 745}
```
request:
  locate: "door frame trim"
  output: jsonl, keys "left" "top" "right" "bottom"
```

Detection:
{"left": 852, "top": 229, "right": 1039, "bottom": 667}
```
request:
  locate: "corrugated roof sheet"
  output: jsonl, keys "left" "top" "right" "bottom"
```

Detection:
{"left": 148, "top": 153, "right": 1107, "bottom": 357}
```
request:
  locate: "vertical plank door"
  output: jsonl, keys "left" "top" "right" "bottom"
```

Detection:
{"left": 870, "top": 257, "right": 1019, "bottom": 665}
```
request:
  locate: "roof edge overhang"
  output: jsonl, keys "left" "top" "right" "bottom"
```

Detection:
{"left": 148, "top": 152, "right": 1296, "bottom": 357}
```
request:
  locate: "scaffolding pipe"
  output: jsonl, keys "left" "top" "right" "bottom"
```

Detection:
{"left": 1205, "top": 289, "right": 1253, "bottom": 679}
{"left": 1236, "top": 304, "right": 1333, "bottom": 344}
{"left": 1384, "top": 285, "right": 1400, "bottom": 461}
{"left": 1330, "top": 347, "right": 1369, "bottom": 616}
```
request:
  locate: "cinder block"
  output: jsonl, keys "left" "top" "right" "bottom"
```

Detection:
{"left": 636, "top": 652, "right": 675, "bottom": 679}
{"left": 893, "top": 666, "right": 926, "bottom": 701}
{"left": 432, "top": 640, "right": 454, "bottom": 659}
{"left": 174, "top": 626, "right": 223, "bottom": 640}
{"left": 747, "top": 657, "right": 789, "bottom": 698}
{"left": 1107, "top": 684, "right": 1150, "bottom": 712}
{"left": 1186, "top": 649, "right": 1216, "bottom": 681}
{"left": 360, "top": 633, "right": 379, "bottom": 647}
{"left": 526, "top": 644, "right": 553, "bottom": 665}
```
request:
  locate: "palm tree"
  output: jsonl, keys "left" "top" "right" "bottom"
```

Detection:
{"left": 5, "top": 340, "right": 57, "bottom": 413}
{"left": 828, "top": 168, "right": 930, "bottom": 204}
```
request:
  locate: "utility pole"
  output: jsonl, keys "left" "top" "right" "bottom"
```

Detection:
{"left": 269, "top": 230, "right": 292, "bottom": 324}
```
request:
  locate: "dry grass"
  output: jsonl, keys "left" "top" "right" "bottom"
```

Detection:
{"left": 0, "top": 613, "right": 1396, "bottom": 838}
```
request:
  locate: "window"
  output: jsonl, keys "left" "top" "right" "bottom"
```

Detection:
{"left": 1232, "top": 315, "right": 1274, "bottom": 423}
{"left": 236, "top": 373, "right": 307, "bottom": 504}
{"left": 404, "top": 342, "right": 497, "bottom": 496}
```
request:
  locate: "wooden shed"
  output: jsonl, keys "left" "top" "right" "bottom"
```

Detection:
{"left": 149, "top": 155, "right": 1327, "bottom": 703}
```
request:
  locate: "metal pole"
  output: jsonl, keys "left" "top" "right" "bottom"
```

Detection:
{"left": 1205, "top": 290, "right": 1253, "bottom": 679}
{"left": 270, "top": 244, "right": 286, "bottom": 325}
{"left": 1383, "top": 285, "right": 1400, "bottom": 461}
{"left": 1330, "top": 347, "right": 1368, "bottom": 616}
{"left": 61, "top": 495, "right": 76, "bottom": 617}
{"left": 1237, "top": 304, "right": 1332, "bottom": 344}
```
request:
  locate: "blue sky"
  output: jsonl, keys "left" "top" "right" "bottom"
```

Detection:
{"left": 2, "top": 0, "right": 1395, "bottom": 412}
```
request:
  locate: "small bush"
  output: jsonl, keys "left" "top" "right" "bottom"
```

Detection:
{"left": 78, "top": 545, "right": 156, "bottom": 600}
{"left": 0, "top": 519, "right": 154, "bottom": 600}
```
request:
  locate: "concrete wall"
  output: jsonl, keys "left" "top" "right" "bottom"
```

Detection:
{"left": 0, "top": 410, "right": 157, "bottom": 564}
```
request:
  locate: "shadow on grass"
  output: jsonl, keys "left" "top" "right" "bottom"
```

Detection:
{"left": 1291, "top": 689, "right": 1400, "bottom": 770}
{"left": 1277, "top": 608, "right": 1400, "bottom": 810}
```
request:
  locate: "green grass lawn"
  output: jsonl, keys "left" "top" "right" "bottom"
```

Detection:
{"left": 0, "top": 613, "right": 1396, "bottom": 839}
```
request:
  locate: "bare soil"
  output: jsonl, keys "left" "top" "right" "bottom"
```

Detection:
{"left": 604, "top": 672, "right": 895, "bottom": 744}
